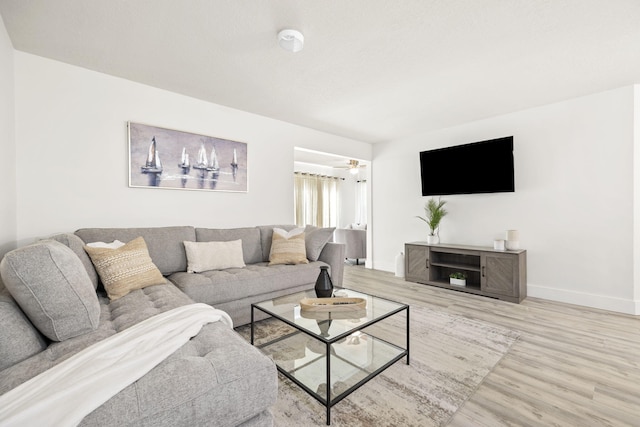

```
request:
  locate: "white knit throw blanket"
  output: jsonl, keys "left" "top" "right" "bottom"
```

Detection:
{"left": 0, "top": 303, "right": 233, "bottom": 427}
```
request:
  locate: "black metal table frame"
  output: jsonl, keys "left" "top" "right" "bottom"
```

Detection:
{"left": 251, "top": 291, "right": 409, "bottom": 425}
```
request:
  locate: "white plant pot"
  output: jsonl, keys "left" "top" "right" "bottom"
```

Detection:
{"left": 505, "top": 240, "right": 520, "bottom": 250}
{"left": 450, "top": 278, "right": 466, "bottom": 287}
{"left": 426, "top": 235, "right": 439, "bottom": 244}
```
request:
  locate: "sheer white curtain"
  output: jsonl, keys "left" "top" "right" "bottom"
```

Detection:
{"left": 294, "top": 173, "right": 341, "bottom": 227}
{"left": 355, "top": 179, "right": 367, "bottom": 225}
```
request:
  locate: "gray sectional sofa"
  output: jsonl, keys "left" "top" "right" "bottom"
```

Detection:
{"left": 0, "top": 224, "right": 344, "bottom": 426}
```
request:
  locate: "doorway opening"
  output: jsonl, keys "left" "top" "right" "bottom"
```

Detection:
{"left": 294, "top": 147, "right": 370, "bottom": 267}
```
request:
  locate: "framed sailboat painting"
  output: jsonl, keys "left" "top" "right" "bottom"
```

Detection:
{"left": 128, "top": 122, "right": 248, "bottom": 192}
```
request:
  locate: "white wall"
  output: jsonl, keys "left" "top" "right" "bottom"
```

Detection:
{"left": 634, "top": 85, "right": 640, "bottom": 315}
{"left": 373, "top": 86, "right": 638, "bottom": 314}
{"left": 13, "top": 52, "right": 372, "bottom": 245}
{"left": 11, "top": 50, "right": 637, "bottom": 314}
{"left": 0, "top": 15, "right": 16, "bottom": 258}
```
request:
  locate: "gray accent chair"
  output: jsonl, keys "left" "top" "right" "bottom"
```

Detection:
{"left": 334, "top": 227, "right": 366, "bottom": 265}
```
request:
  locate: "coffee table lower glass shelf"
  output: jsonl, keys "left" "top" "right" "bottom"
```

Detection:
{"left": 251, "top": 288, "right": 409, "bottom": 425}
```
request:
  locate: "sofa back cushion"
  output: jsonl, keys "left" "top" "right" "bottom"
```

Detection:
{"left": 75, "top": 226, "right": 196, "bottom": 275}
{"left": 0, "top": 289, "right": 48, "bottom": 371}
{"left": 0, "top": 240, "right": 100, "bottom": 341}
{"left": 195, "top": 227, "right": 262, "bottom": 265}
{"left": 48, "top": 233, "right": 100, "bottom": 290}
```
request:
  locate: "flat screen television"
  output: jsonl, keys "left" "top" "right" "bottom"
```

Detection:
{"left": 420, "top": 136, "right": 514, "bottom": 196}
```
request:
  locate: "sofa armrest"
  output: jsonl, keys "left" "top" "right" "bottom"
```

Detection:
{"left": 318, "top": 242, "right": 345, "bottom": 287}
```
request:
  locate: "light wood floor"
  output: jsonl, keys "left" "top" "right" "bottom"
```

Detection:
{"left": 342, "top": 265, "right": 640, "bottom": 427}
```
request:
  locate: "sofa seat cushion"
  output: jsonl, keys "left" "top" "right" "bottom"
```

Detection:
{"left": 0, "top": 283, "right": 192, "bottom": 394}
{"left": 168, "top": 261, "right": 327, "bottom": 306}
{"left": 79, "top": 322, "right": 277, "bottom": 427}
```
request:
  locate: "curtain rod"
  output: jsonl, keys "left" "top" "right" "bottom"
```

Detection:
{"left": 295, "top": 172, "right": 345, "bottom": 181}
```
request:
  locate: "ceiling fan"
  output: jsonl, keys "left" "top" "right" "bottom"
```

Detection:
{"left": 335, "top": 159, "right": 367, "bottom": 175}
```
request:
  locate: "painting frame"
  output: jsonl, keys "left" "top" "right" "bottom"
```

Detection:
{"left": 128, "top": 121, "right": 248, "bottom": 193}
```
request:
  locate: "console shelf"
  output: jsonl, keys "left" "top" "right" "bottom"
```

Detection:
{"left": 404, "top": 242, "right": 526, "bottom": 303}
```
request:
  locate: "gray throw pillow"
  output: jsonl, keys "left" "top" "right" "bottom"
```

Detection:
{"left": 0, "top": 240, "right": 101, "bottom": 341}
{"left": 0, "top": 289, "right": 48, "bottom": 371}
{"left": 304, "top": 225, "right": 336, "bottom": 261}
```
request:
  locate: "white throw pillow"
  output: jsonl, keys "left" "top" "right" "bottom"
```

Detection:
{"left": 183, "top": 240, "right": 246, "bottom": 273}
{"left": 273, "top": 227, "right": 305, "bottom": 240}
{"left": 86, "top": 240, "right": 126, "bottom": 249}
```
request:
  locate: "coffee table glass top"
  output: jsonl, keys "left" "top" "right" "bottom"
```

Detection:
{"left": 252, "top": 288, "right": 407, "bottom": 342}
{"left": 251, "top": 288, "right": 409, "bottom": 424}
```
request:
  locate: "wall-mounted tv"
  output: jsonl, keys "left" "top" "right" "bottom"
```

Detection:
{"left": 420, "top": 136, "right": 514, "bottom": 196}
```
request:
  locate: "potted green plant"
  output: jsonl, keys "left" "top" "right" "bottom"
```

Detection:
{"left": 416, "top": 197, "right": 448, "bottom": 244}
{"left": 449, "top": 272, "right": 467, "bottom": 287}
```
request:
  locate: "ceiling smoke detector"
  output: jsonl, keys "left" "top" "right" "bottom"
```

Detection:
{"left": 278, "top": 29, "right": 304, "bottom": 53}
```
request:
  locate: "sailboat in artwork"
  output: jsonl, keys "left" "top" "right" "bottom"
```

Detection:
{"left": 230, "top": 148, "right": 238, "bottom": 181}
{"left": 193, "top": 143, "right": 208, "bottom": 170}
{"left": 207, "top": 147, "right": 220, "bottom": 172}
{"left": 178, "top": 147, "right": 190, "bottom": 170}
{"left": 141, "top": 137, "right": 163, "bottom": 173}
{"left": 230, "top": 148, "right": 238, "bottom": 168}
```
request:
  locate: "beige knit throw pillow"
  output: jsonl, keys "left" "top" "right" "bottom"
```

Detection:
{"left": 268, "top": 228, "right": 309, "bottom": 266}
{"left": 84, "top": 236, "right": 165, "bottom": 300}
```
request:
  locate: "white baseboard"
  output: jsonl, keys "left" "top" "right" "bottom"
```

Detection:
{"left": 371, "top": 266, "right": 640, "bottom": 315}
{"left": 528, "top": 283, "right": 639, "bottom": 315}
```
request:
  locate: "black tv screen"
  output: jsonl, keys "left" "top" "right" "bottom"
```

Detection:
{"left": 420, "top": 136, "right": 515, "bottom": 196}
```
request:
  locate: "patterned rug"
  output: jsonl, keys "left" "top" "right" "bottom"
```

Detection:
{"left": 235, "top": 305, "right": 519, "bottom": 426}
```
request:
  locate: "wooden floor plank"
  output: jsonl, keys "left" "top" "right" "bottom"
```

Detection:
{"left": 342, "top": 265, "right": 640, "bottom": 426}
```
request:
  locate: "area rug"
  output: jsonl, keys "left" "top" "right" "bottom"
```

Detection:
{"left": 235, "top": 305, "right": 520, "bottom": 426}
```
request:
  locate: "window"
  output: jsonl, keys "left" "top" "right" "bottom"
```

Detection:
{"left": 294, "top": 172, "right": 341, "bottom": 227}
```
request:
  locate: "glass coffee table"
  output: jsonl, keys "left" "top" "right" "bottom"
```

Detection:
{"left": 251, "top": 288, "right": 409, "bottom": 425}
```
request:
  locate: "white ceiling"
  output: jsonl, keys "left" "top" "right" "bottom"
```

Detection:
{"left": 294, "top": 148, "right": 367, "bottom": 170}
{"left": 2, "top": 0, "right": 640, "bottom": 145}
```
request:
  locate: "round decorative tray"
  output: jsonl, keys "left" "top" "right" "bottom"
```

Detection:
{"left": 299, "top": 297, "right": 366, "bottom": 312}
{"left": 300, "top": 308, "right": 366, "bottom": 320}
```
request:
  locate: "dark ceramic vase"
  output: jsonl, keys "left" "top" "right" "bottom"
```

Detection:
{"left": 315, "top": 266, "right": 334, "bottom": 298}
